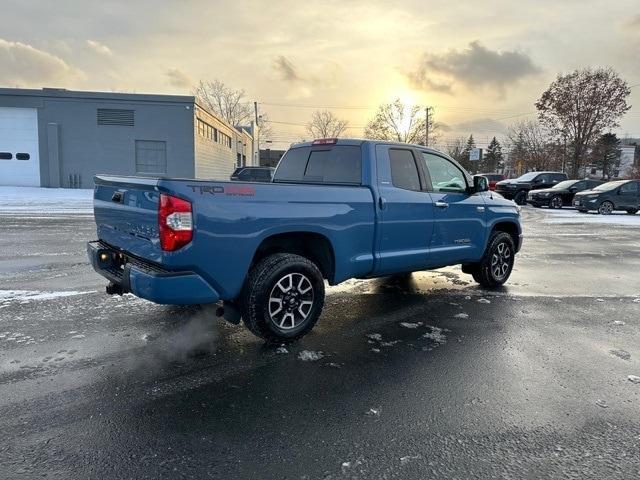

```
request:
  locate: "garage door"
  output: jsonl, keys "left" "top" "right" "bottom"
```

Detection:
{"left": 0, "top": 107, "right": 40, "bottom": 186}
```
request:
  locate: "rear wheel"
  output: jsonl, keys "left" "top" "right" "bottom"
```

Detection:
{"left": 240, "top": 253, "right": 325, "bottom": 343}
{"left": 471, "top": 232, "right": 515, "bottom": 288}
{"left": 550, "top": 195, "right": 563, "bottom": 209}
{"left": 514, "top": 191, "right": 527, "bottom": 205}
{"left": 627, "top": 209, "right": 638, "bottom": 215}
{"left": 598, "top": 201, "right": 614, "bottom": 215}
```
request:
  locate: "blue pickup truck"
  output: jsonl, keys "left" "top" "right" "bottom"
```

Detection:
{"left": 88, "top": 139, "right": 522, "bottom": 342}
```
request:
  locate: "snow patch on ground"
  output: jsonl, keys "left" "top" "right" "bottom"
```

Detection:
{"left": 454, "top": 313, "right": 469, "bottom": 319}
{"left": 298, "top": 350, "right": 324, "bottom": 361}
{"left": 628, "top": 375, "right": 640, "bottom": 384}
{"left": 399, "top": 321, "right": 423, "bottom": 329}
{"left": 0, "top": 290, "right": 93, "bottom": 304}
{"left": 540, "top": 208, "right": 640, "bottom": 226}
{"left": 0, "top": 187, "right": 93, "bottom": 215}
{"left": 422, "top": 326, "right": 447, "bottom": 344}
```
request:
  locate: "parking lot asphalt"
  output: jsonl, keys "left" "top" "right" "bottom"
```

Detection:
{"left": 1, "top": 206, "right": 639, "bottom": 479}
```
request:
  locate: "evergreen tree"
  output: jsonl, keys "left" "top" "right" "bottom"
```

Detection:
{"left": 591, "top": 133, "right": 621, "bottom": 179}
{"left": 459, "top": 134, "right": 476, "bottom": 172}
{"left": 483, "top": 137, "right": 504, "bottom": 172}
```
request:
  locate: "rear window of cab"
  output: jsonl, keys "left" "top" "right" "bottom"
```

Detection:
{"left": 274, "top": 146, "right": 362, "bottom": 185}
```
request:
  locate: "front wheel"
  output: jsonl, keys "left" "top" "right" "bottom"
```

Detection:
{"left": 240, "top": 253, "right": 325, "bottom": 343}
{"left": 598, "top": 201, "right": 614, "bottom": 215}
{"left": 471, "top": 232, "right": 515, "bottom": 288}
{"left": 550, "top": 195, "right": 563, "bottom": 209}
{"left": 514, "top": 191, "right": 527, "bottom": 205}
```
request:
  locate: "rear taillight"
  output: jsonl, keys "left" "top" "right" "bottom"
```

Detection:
{"left": 159, "top": 194, "right": 193, "bottom": 252}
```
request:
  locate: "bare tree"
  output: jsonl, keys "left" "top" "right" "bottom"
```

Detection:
{"left": 505, "top": 119, "right": 561, "bottom": 175}
{"left": 193, "top": 80, "right": 252, "bottom": 126}
{"left": 306, "top": 110, "right": 348, "bottom": 139}
{"left": 193, "top": 79, "right": 273, "bottom": 146}
{"left": 445, "top": 137, "right": 467, "bottom": 163}
{"left": 364, "top": 99, "right": 438, "bottom": 145}
{"left": 536, "top": 68, "right": 631, "bottom": 177}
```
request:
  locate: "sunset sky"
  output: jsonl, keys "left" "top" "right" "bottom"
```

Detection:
{"left": 2, "top": 0, "right": 639, "bottom": 149}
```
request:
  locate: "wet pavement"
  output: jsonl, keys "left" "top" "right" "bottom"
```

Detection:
{"left": 1, "top": 206, "right": 639, "bottom": 479}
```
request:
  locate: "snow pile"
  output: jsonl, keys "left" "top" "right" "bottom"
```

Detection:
{"left": 0, "top": 187, "right": 93, "bottom": 215}
{"left": 298, "top": 350, "right": 324, "bottom": 361}
{"left": 628, "top": 375, "right": 640, "bottom": 384}
{"left": 0, "top": 290, "right": 92, "bottom": 304}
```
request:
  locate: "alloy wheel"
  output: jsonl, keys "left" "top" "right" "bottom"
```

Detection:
{"left": 491, "top": 242, "right": 511, "bottom": 280}
{"left": 598, "top": 201, "right": 613, "bottom": 215}
{"left": 268, "top": 272, "right": 314, "bottom": 330}
{"left": 551, "top": 196, "right": 563, "bottom": 209}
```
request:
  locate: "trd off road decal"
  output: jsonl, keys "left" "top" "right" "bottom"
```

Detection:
{"left": 186, "top": 185, "right": 256, "bottom": 197}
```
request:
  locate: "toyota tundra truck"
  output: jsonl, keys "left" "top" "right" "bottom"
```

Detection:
{"left": 88, "top": 139, "right": 522, "bottom": 342}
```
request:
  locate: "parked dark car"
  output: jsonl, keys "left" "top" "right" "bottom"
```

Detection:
{"left": 230, "top": 166, "right": 275, "bottom": 182}
{"left": 527, "top": 179, "right": 604, "bottom": 209}
{"left": 495, "top": 171, "right": 568, "bottom": 205}
{"left": 480, "top": 173, "right": 506, "bottom": 191}
{"left": 573, "top": 179, "right": 640, "bottom": 215}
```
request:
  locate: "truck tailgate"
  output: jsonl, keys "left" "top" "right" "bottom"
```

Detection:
{"left": 93, "top": 175, "right": 163, "bottom": 263}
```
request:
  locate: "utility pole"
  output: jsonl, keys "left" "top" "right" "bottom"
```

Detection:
{"left": 424, "top": 107, "right": 432, "bottom": 147}
{"left": 253, "top": 101, "right": 259, "bottom": 165}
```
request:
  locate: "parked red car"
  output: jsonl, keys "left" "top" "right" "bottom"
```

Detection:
{"left": 480, "top": 173, "right": 506, "bottom": 191}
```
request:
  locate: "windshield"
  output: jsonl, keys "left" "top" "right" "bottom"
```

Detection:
{"left": 516, "top": 172, "right": 539, "bottom": 181}
{"left": 553, "top": 180, "right": 578, "bottom": 189}
{"left": 594, "top": 180, "right": 626, "bottom": 191}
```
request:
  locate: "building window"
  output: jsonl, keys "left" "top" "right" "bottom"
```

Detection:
{"left": 16, "top": 153, "right": 30, "bottom": 161}
{"left": 97, "top": 109, "right": 134, "bottom": 126}
{"left": 217, "top": 131, "right": 232, "bottom": 149}
{"left": 0, "top": 152, "right": 12, "bottom": 160}
{"left": 135, "top": 140, "right": 167, "bottom": 174}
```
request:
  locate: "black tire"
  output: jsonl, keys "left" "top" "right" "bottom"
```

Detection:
{"left": 627, "top": 209, "right": 638, "bottom": 215}
{"left": 514, "top": 191, "right": 527, "bottom": 205}
{"left": 240, "top": 253, "right": 325, "bottom": 343}
{"left": 598, "top": 201, "right": 614, "bottom": 215}
{"left": 550, "top": 195, "right": 563, "bottom": 209}
{"left": 471, "top": 231, "right": 515, "bottom": 288}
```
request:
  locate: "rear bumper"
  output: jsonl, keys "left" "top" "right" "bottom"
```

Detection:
{"left": 87, "top": 241, "right": 219, "bottom": 305}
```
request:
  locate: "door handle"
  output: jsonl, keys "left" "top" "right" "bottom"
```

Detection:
{"left": 378, "top": 196, "right": 387, "bottom": 210}
{"left": 435, "top": 201, "right": 448, "bottom": 208}
{"left": 111, "top": 191, "right": 123, "bottom": 203}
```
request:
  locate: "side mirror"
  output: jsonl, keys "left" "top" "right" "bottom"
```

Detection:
{"left": 473, "top": 175, "right": 489, "bottom": 193}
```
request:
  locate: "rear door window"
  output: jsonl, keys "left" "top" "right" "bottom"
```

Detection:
{"left": 389, "top": 149, "right": 421, "bottom": 191}
{"left": 274, "top": 145, "right": 361, "bottom": 184}
{"left": 620, "top": 182, "right": 638, "bottom": 194}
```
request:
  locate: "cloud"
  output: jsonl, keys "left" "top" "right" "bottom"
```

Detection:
{"left": 622, "top": 15, "right": 640, "bottom": 30}
{"left": 86, "top": 40, "right": 113, "bottom": 57}
{"left": 273, "top": 55, "right": 302, "bottom": 82}
{"left": 165, "top": 68, "right": 192, "bottom": 88}
{"left": 0, "top": 38, "right": 84, "bottom": 86}
{"left": 406, "top": 41, "right": 540, "bottom": 94}
{"left": 452, "top": 118, "right": 507, "bottom": 134}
